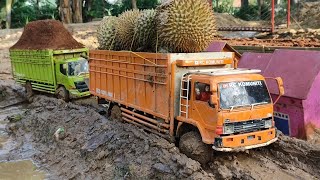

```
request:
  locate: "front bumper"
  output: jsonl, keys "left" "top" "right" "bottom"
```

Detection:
{"left": 69, "top": 89, "right": 91, "bottom": 98}
{"left": 212, "top": 128, "right": 277, "bottom": 152}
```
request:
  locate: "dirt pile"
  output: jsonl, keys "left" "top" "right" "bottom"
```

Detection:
{"left": 6, "top": 94, "right": 320, "bottom": 179}
{"left": 298, "top": 2, "right": 320, "bottom": 29}
{"left": 215, "top": 13, "right": 269, "bottom": 28}
{"left": 221, "top": 37, "right": 320, "bottom": 47}
{"left": 10, "top": 20, "right": 84, "bottom": 50}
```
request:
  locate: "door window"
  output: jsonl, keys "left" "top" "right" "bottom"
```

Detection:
{"left": 195, "top": 82, "right": 212, "bottom": 102}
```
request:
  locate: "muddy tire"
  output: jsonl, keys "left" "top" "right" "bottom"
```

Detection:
{"left": 56, "top": 86, "right": 70, "bottom": 102}
{"left": 25, "top": 82, "right": 34, "bottom": 99}
{"left": 110, "top": 105, "right": 122, "bottom": 121}
{"left": 179, "top": 131, "right": 213, "bottom": 165}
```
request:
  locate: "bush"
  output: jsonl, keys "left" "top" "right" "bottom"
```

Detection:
{"left": 11, "top": 0, "right": 58, "bottom": 28}
{"left": 234, "top": 4, "right": 270, "bottom": 21}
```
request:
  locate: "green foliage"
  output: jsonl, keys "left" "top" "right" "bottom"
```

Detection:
{"left": 234, "top": 3, "right": 270, "bottom": 21}
{"left": 84, "top": 0, "right": 159, "bottom": 21}
{"left": 11, "top": 0, "right": 58, "bottom": 28}
{"left": 213, "top": 0, "right": 235, "bottom": 14}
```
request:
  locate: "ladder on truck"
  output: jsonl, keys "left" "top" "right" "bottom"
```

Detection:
{"left": 179, "top": 75, "right": 191, "bottom": 118}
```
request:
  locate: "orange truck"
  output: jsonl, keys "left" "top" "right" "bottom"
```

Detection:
{"left": 89, "top": 50, "right": 284, "bottom": 163}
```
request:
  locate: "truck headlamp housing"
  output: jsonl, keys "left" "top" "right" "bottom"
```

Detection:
{"left": 223, "top": 124, "right": 234, "bottom": 134}
{"left": 264, "top": 119, "right": 272, "bottom": 128}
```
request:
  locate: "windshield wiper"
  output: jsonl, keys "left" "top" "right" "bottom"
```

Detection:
{"left": 229, "top": 104, "right": 251, "bottom": 112}
{"left": 251, "top": 102, "right": 268, "bottom": 110}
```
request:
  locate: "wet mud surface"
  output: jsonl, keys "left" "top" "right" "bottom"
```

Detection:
{"left": 1, "top": 83, "right": 319, "bottom": 179}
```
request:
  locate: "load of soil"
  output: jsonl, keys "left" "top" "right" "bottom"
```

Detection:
{"left": 6, "top": 93, "right": 320, "bottom": 179}
{"left": 10, "top": 20, "right": 84, "bottom": 50}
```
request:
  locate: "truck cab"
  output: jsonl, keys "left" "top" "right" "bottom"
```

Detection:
{"left": 177, "top": 68, "right": 284, "bottom": 152}
{"left": 56, "top": 57, "right": 90, "bottom": 99}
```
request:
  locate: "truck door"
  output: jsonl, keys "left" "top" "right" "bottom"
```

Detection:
{"left": 191, "top": 82, "right": 218, "bottom": 127}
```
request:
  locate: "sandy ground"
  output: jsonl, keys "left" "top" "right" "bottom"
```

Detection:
{"left": 1, "top": 20, "right": 320, "bottom": 179}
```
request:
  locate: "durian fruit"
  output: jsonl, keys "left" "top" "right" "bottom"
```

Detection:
{"left": 157, "top": 0, "right": 217, "bottom": 53}
{"left": 116, "top": 10, "right": 141, "bottom": 51}
{"left": 134, "top": 9, "right": 157, "bottom": 52}
{"left": 97, "top": 16, "right": 118, "bottom": 50}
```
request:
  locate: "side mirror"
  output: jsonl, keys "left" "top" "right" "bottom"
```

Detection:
{"left": 209, "top": 95, "right": 218, "bottom": 108}
{"left": 275, "top": 77, "right": 285, "bottom": 96}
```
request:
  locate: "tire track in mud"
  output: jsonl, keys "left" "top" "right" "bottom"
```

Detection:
{"left": 2, "top": 86, "right": 320, "bottom": 179}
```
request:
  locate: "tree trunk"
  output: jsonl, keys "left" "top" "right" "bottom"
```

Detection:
{"left": 241, "top": 0, "right": 249, "bottom": 7}
{"left": 216, "top": 0, "right": 219, "bottom": 8}
{"left": 72, "top": 0, "right": 83, "bottom": 23}
{"left": 257, "top": 0, "right": 263, "bottom": 19}
{"left": 59, "top": 0, "right": 72, "bottom": 24}
{"left": 131, "top": 0, "right": 137, "bottom": 9}
{"left": 36, "top": 0, "right": 40, "bottom": 18}
{"left": 6, "top": 0, "right": 13, "bottom": 29}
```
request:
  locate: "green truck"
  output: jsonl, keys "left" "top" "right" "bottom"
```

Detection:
{"left": 10, "top": 48, "right": 90, "bottom": 101}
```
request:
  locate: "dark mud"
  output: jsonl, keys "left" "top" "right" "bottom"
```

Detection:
{"left": 2, "top": 83, "right": 320, "bottom": 180}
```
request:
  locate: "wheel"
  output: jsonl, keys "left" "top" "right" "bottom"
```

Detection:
{"left": 25, "top": 82, "right": 34, "bottom": 99}
{"left": 179, "top": 131, "right": 213, "bottom": 165}
{"left": 110, "top": 105, "right": 122, "bottom": 121}
{"left": 56, "top": 86, "right": 70, "bottom": 102}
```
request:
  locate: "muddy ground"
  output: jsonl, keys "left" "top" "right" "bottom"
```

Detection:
{"left": 1, "top": 80, "right": 320, "bottom": 180}
{"left": 1, "top": 20, "right": 320, "bottom": 179}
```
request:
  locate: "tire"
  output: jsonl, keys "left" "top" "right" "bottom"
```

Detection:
{"left": 25, "top": 82, "right": 34, "bottom": 99}
{"left": 179, "top": 131, "right": 213, "bottom": 165}
{"left": 56, "top": 86, "right": 70, "bottom": 102}
{"left": 110, "top": 105, "right": 122, "bottom": 121}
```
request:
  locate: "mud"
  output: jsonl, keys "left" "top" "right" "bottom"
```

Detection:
{"left": 2, "top": 89, "right": 318, "bottom": 179}
{"left": 9, "top": 95, "right": 212, "bottom": 179}
{"left": 0, "top": 160, "right": 45, "bottom": 180}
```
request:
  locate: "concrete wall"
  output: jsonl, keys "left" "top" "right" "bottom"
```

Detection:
{"left": 272, "top": 95, "right": 305, "bottom": 138}
{"left": 303, "top": 73, "right": 320, "bottom": 140}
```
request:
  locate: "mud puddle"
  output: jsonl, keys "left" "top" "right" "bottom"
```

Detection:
{"left": 0, "top": 105, "right": 46, "bottom": 179}
{"left": 0, "top": 160, "right": 45, "bottom": 180}
{"left": 0, "top": 105, "right": 27, "bottom": 160}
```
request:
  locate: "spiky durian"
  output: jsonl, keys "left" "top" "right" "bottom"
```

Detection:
{"left": 116, "top": 10, "right": 141, "bottom": 51}
{"left": 134, "top": 9, "right": 157, "bottom": 52}
{"left": 157, "top": 0, "right": 217, "bottom": 53}
{"left": 97, "top": 16, "right": 118, "bottom": 50}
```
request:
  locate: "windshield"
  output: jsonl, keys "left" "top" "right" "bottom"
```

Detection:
{"left": 219, "top": 80, "right": 271, "bottom": 109}
{"left": 68, "top": 58, "right": 89, "bottom": 76}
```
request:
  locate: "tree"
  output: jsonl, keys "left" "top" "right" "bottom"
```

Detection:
{"left": 241, "top": 0, "right": 248, "bottom": 7}
{"left": 59, "top": 0, "right": 72, "bottom": 23}
{"left": 6, "top": 0, "right": 13, "bottom": 29}
{"left": 257, "top": 0, "right": 263, "bottom": 18}
{"left": 72, "top": 0, "right": 83, "bottom": 23}
{"left": 131, "top": 0, "right": 137, "bottom": 9}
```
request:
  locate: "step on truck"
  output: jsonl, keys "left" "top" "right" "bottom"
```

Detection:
{"left": 89, "top": 50, "right": 284, "bottom": 164}
{"left": 10, "top": 48, "right": 91, "bottom": 101}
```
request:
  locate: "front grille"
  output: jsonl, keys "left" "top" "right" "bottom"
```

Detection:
{"left": 226, "top": 117, "right": 271, "bottom": 134}
{"left": 75, "top": 81, "right": 89, "bottom": 92}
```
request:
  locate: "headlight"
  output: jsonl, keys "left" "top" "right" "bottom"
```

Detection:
{"left": 264, "top": 119, "right": 272, "bottom": 128}
{"left": 223, "top": 124, "right": 234, "bottom": 134}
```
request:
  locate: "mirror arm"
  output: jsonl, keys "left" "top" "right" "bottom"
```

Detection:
{"left": 264, "top": 77, "right": 284, "bottom": 105}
